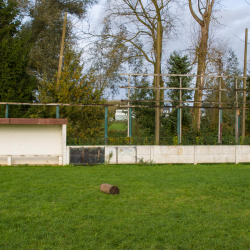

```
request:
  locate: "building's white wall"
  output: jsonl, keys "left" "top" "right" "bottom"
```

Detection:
{"left": 0, "top": 124, "right": 65, "bottom": 165}
{"left": 62, "top": 124, "right": 67, "bottom": 165}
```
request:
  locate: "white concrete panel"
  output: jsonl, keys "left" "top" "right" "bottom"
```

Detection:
{"left": 196, "top": 146, "right": 235, "bottom": 163}
{"left": 0, "top": 157, "right": 7, "bottom": 165}
{"left": 196, "top": 154, "right": 235, "bottom": 163}
{"left": 117, "top": 146, "right": 136, "bottom": 164}
{"left": 237, "top": 146, "right": 250, "bottom": 162}
{"left": 66, "top": 146, "right": 70, "bottom": 165}
{"left": 153, "top": 154, "right": 194, "bottom": 164}
{"left": 153, "top": 146, "right": 194, "bottom": 164}
{"left": 137, "top": 146, "right": 151, "bottom": 162}
{"left": 0, "top": 125, "right": 62, "bottom": 155}
{"left": 69, "top": 145, "right": 250, "bottom": 165}
{"left": 236, "top": 145, "right": 250, "bottom": 154}
{"left": 11, "top": 156, "right": 59, "bottom": 165}
{"left": 105, "top": 146, "right": 117, "bottom": 164}
{"left": 197, "top": 145, "right": 235, "bottom": 155}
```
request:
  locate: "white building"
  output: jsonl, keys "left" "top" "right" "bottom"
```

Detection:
{"left": 115, "top": 109, "right": 128, "bottom": 121}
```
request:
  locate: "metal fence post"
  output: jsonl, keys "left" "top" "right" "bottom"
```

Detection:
{"left": 5, "top": 104, "right": 9, "bottom": 118}
{"left": 105, "top": 106, "right": 108, "bottom": 145}
{"left": 129, "top": 107, "right": 132, "bottom": 138}
{"left": 177, "top": 108, "right": 180, "bottom": 144}
{"left": 179, "top": 77, "right": 182, "bottom": 144}
{"left": 235, "top": 78, "right": 238, "bottom": 144}
{"left": 56, "top": 105, "right": 60, "bottom": 119}
{"left": 238, "top": 114, "right": 241, "bottom": 144}
{"left": 218, "top": 77, "right": 222, "bottom": 144}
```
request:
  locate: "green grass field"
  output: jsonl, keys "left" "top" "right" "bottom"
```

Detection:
{"left": 109, "top": 122, "right": 127, "bottom": 131}
{"left": 1, "top": 164, "right": 250, "bottom": 249}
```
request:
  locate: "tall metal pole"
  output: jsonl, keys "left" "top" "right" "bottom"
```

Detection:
{"left": 179, "top": 77, "right": 182, "bottom": 144}
{"left": 242, "top": 28, "right": 248, "bottom": 141}
{"left": 5, "top": 104, "right": 9, "bottom": 118}
{"left": 218, "top": 77, "right": 222, "bottom": 144}
{"left": 129, "top": 107, "right": 132, "bottom": 137}
{"left": 155, "top": 20, "right": 161, "bottom": 145}
{"left": 56, "top": 105, "right": 60, "bottom": 119}
{"left": 57, "top": 12, "right": 67, "bottom": 88}
{"left": 235, "top": 79, "right": 239, "bottom": 144}
{"left": 127, "top": 75, "right": 131, "bottom": 137}
{"left": 105, "top": 106, "right": 108, "bottom": 144}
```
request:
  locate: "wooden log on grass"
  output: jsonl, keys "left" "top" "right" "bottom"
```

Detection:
{"left": 100, "top": 183, "right": 119, "bottom": 195}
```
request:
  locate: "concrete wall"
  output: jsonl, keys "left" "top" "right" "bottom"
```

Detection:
{"left": 67, "top": 145, "right": 250, "bottom": 165}
{"left": 0, "top": 124, "right": 67, "bottom": 165}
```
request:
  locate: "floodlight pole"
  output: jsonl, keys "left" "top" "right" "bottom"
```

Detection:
{"left": 57, "top": 12, "right": 67, "bottom": 88}
{"left": 242, "top": 28, "right": 248, "bottom": 142}
{"left": 105, "top": 106, "right": 108, "bottom": 144}
{"left": 218, "top": 77, "right": 222, "bottom": 144}
{"left": 235, "top": 79, "right": 239, "bottom": 144}
{"left": 155, "top": 20, "right": 161, "bottom": 145}
{"left": 177, "top": 77, "right": 182, "bottom": 144}
{"left": 127, "top": 75, "right": 132, "bottom": 137}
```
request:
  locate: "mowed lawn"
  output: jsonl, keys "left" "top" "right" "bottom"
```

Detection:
{"left": 109, "top": 122, "right": 127, "bottom": 131}
{"left": 1, "top": 164, "right": 250, "bottom": 249}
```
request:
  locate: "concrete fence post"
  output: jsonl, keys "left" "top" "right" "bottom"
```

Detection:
{"left": 7, "top": 156, "right": 11, "bottom": 166}
{"left": 235, "top": 145, "right": 238, "bottom": 164}
{"left": 194, "top": 146, "right": 197, "bottom": 165}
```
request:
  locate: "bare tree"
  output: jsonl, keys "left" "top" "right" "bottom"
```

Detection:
{"left": 188, "top": 0, "right": 215, "bottom": 130}
{"left": 89, "top": 0, "right": 178, "bottom": 143}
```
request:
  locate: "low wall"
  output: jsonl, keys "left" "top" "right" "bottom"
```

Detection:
{"left": 0, "top": 118, "right": 67, "bottom": 165}
{"left": 67, "top": 145, "right": 250, "bottom": 165}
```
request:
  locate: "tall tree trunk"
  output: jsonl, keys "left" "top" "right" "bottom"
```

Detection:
{"left": 189, "top": 0, "right": 214, "bottom": 131}
{"left": 193, "top": 23, "right": 209, "bottom": 130}
{"left": 155, "top": 19, "right": 163, "bottom": 144}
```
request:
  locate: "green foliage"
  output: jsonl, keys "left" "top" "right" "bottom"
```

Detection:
{"left": 131, "top": 76, "right": 156, "bottom": 136}
{"left": 0, "top": 0, "right": 37, "bottom": 118}
{"left": 173, "top": 136, "right": 178, "bottom": 145}
{"left": 161, "top": 51, "right": 193, "bottom": 136}
{"left": 33, "top": 48, "right": 104, "bottom": 138}
{"left": 138, "top": 158, "right": 155, "bottom": 166}
{"left": 88, "top": 21, "right": 144, "bottom": 96}
{"left": 202, "top": 49, "right": 242, "bottom": 138}
{"left": 167, "top": 51, "right": 192, "bottom": 104}
{"left": 105, "top": 151, "right": 113, "bottom": 165}
{"left": 24, "top": 0, "right": 96, "bottom": 79}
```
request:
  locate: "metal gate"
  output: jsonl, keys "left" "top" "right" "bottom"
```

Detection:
{"left": 70, "top": 147, "right": 105, "bottom": 164}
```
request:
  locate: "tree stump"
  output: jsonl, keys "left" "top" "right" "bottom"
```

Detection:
{"left": 100, "top": 183, "right": 119, "bottom": 195}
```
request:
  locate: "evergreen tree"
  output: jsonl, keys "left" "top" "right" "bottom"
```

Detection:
{"left": 167, "top": 51, "right": 192, "bottom": 105}
{"left": 130, "top": 76, "right": 156, "bottom": 137}
{"left": 0, "top": 0, "right": 37, "bottom": 118}
{"left": 164, "top": 51, "right": 192, "bottom": 135}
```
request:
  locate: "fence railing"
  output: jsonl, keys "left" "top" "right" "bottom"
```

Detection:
{"left": 67, "top": 136, "right": 250, "bottom": 146}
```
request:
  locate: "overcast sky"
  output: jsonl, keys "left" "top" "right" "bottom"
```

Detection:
{"left": 84, "top": 0, "right": 250, "bottom": 98}
{"left": 86, "top": 0, "right": 250, "bottom": 67}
